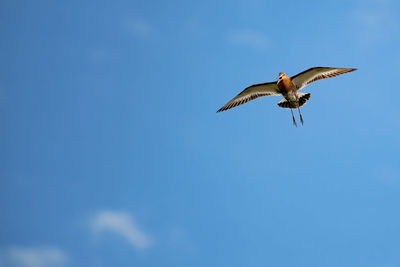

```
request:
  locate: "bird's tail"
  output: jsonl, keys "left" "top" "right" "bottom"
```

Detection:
{"left": 277, "top": 93, "right": 311, "bottom": 109}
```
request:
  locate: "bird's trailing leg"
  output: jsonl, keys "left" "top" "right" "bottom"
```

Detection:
{"left": 297, "top": 107, "right": 304, "bottom": 125}
{"left": 290, "top": 109, "right": 297, "bottom": 127}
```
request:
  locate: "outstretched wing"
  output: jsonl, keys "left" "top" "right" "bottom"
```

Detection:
{"left": 217, "top": 82, "right": 280, "bottom": 112}
{"left": 291, "top": 67, "right": 357, "bottom": 91}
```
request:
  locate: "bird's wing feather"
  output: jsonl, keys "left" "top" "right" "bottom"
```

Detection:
{"left": 217, "top": 82, "right": 279, "bottom": 112}
{"left": 291, "top": 67, "right": 357, "bottom": 90}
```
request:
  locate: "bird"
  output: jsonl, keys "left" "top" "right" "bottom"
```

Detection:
{"left": 217, "top": 67, "right": 357, "bottom": 126}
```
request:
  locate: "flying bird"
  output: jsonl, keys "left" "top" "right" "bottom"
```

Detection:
{"left": 217, "top": 67, "right": 357, "bottom": 126}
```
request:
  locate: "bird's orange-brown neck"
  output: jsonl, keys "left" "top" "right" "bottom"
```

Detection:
{"left": 277, "top": 76, "right": 294, "bottom": 93}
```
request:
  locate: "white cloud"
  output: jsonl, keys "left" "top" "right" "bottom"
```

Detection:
{"left": 0, "top": 247, "right": 67, "bottom": 267}
{"left": 91, "top": 211, "right": 152, "bottom": 250}
{"left": 227, "top": 29, "right": 269, "bottom": 50}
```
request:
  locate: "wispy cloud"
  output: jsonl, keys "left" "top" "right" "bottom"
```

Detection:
{"left": 0, "top": 247, "right": 68, "bottom": 267}
{"left": 227, "top": 29, "right": 269, "bottom": 50}
{"left": 91, "top": 211, "right": 152, "bottom": 250}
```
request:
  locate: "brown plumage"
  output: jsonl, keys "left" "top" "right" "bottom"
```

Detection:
{"left": 217, "top": 67, "right": 356, "bottom": 126}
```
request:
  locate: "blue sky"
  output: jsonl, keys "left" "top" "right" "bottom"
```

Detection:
{"left": 1, "top": 0, "right": 400, "bottom": 266}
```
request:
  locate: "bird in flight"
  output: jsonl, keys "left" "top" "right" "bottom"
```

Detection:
{"left": 217, "top": 67, "right": 357, "bottom": 126}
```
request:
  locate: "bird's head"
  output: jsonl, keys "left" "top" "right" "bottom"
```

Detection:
{"left": 278, "top": 72, "right": 286, "bottom": 82}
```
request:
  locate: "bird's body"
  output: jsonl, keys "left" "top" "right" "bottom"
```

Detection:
{"left": 277, "top": 73, "right": 310, "bottom": 110}
{"left": 282, "top": 90, "right": 299, "bottom": 107}
{"left": 277, "top": 75, "right": 298, "bottom": 107}
{"left": 217, "top": 67, "right": 357, "bottom": 126}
